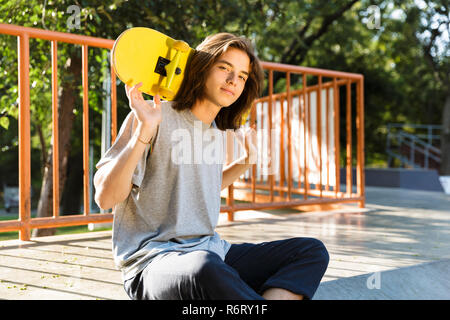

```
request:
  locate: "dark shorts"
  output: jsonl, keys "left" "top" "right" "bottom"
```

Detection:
{"left": 123, "top": 237, "right": 329, "bottom": 300}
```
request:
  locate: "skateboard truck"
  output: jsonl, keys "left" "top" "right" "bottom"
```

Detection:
{"left": 158, "top": 40, "right": 190, "bottom": 99}
{"left": 154, "top": 57, "right": 181, "bottom": 77}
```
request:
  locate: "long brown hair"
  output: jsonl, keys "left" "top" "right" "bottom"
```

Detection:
{"left": 172, "top": 33, "right": 264, "bottom": 131}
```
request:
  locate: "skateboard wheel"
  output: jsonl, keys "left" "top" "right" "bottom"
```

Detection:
{"left": 172, "top": 40, "right": 190, "bottom": 53}
{"left": 159, "top": 87, "right": 174, "bottom": 99}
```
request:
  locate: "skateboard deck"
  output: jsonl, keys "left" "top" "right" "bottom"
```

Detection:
{"left": 111, "top": 27, "right": 195, "bottom": 100}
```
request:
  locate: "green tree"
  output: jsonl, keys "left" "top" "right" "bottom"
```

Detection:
{"left": 396, "top": 0, "right": 449, "bottom": 174}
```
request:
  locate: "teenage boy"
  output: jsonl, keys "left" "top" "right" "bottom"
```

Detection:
{"left": 94, "top": 33, "right": 329, "bottom": 300}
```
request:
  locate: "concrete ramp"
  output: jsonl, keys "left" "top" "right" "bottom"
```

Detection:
{"left": 314, "top": 259, "right": 450, "bottom": 300}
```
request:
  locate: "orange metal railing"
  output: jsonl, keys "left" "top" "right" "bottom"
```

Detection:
{"left": 0, "top": 24, "right": 364, "bottom": 240}
{"left": 221, "top": 62, "right": 365, "bottom": 220}
{"left": 0, "top": 24, "right": 116, "bottom": 240}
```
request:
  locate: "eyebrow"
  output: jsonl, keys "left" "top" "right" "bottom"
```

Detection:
{"left": 216, "top": 60, "right": 249, "bottom": 76}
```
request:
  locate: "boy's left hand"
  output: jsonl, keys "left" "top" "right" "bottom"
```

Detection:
{"left": 235, "top": 124, "right": 258, "bottom": 165}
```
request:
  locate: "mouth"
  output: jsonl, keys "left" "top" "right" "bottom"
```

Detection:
{"left": 220, "top": 88, "right": 235, "bottom": 96}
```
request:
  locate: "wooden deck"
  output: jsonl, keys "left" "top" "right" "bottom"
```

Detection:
{"left": 1, "top": 186, "right": 449, "bottom": 299}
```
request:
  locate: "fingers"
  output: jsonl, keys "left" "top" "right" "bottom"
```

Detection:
{"left": 235, "top": 126, "right": 254, "bottom": 149}
{"left": 132, "top": 82, "right": 144, "bottom": 101}
{"left": 126, "top": 82, "right": 143, "bottom": 101}
{"left": 243, "top": 125, "right": 257, "bottom": 149}
{"left": 234, "top": 127, "right": 245, "bottom": 142}
{"left": 126, "top": 83, "right": 162, "bottom": 109}
{"left": 236, "top": 124, "right": 256, "bottom": 137}
{"left": 154, "top": 93, "right": 161, "bottom": 107}
{"left": 243, "top": 124, "right": 256, "bottom": 139}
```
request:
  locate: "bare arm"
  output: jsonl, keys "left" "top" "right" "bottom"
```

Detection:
{"left": 94, "top": 83, "right": 161, "bottom": 210}
{"left": 221, "top": 155, "right": 253, "bottom": 190}
{"left": 94, "top": 122, "right": 158, "bottom": 209}
{"left": 221, "top": 124, "right": 257, "bottom": 190}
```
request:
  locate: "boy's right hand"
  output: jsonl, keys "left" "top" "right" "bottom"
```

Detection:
{"left": 125, "top": 82, "right": 162, "bottom": 129}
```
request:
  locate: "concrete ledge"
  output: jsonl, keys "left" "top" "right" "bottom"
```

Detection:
{"left": 314, "top": 259, "right": 450, "bottom": 300}
{"left": 341, "top": 168, "right": 445, "bottom": 192}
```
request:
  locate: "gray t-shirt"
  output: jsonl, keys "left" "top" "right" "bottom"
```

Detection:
{"left": 96, "top": 100, "right": 231, "bottom": 281}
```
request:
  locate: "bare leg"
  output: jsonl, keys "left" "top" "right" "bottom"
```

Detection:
{"left": 262, "top": 288, "right": 304, "bottom": 300}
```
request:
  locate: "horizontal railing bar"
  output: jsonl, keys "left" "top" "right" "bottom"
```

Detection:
{"left": 0, "top": 214, "right": 113, "bottom": 232}
{"left": 0, "top": 23, "right": 113, "bottom": 49}
{"left": 386, "top": 123, "right": 443, "bottom": 129}
{"left": 0, "top": 24, "right": 362, "bottom": 78}
{"left": 29, "top": 214, "right": 113, "bottom": 228}
{"left": 261, "top": 61, "right": 363, "bottom": 80}
{"left": 393, "top": 132, "right": 442, "bottom": 154}
{"left": 233, "top": 186, "right": 349, "bottom": 199}
{"left": 220, "top": 196, "right": 364, "bottom": 212}
{"left": 254, "top": 78, "right": 349, "bottom": 103}
{"left": 0, "top": 220, "right": 22, "bottom": 232}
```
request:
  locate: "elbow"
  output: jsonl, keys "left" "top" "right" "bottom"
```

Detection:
{"left": 94, "top": 171, "right": 113, "bottom": 210}
{"left": 94, "top": 181, "right": 114, "bottom": 211}
{"left": 94, "top": 189, "right": 114, "bottom": 211}
{"left": 94, "top": 182, "right": 129, "bottom": 211}
{"left": 93, "top": 169, "right": 131, "bottom": 210}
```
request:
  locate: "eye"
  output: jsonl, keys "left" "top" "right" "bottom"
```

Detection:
{"left": 239, "top": 75, "right": 247, "bottom": 81}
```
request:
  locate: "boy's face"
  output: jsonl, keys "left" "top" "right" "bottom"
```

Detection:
{"left": 203, "top": 47, "right": 250, "bottom": 108}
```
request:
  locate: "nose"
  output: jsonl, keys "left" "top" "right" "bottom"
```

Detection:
{"left": 226, "top": 72, "right": 237, "bottom": 86}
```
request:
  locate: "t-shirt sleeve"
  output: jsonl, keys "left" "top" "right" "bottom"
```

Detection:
{"left": 95, "top": 110, "right": 155, "bottom": 188}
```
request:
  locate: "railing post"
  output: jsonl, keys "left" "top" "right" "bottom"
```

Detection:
{"left": 426, "top": 126, "right": 432, "bottom": 169}
{"left": 226, "top": 130, "right": 235, "bottom": 221}
{"left": 333, "top": 77, "right": 340, "bottom": 197}
{"left": 317, "top": 75, "right": 323, "bottom": 198}
{"left": 286, "top": 72, "right": 292, "bottom": 200}
{"left": 386, "top": 123, "right": 391, "bottom": 166}
{"left": 346, "top": 80, "right": 352, "bottom": 196}
{"left": 18, "top": 33, "right": 31, "bottom": 241}
{"left": 268, "top": 69, "right": 274, "bottom": 201}
{"left": 51, "top": 40, "right": 59, "bottom": 218}
{"left": 303, "top": 74, "right": 309, "bottom": 200}
{"left": 356, "top": 77, "right": 365, "bottom": 207}
{"left": 325, "top": 86, "right": 330, "bottom": 192}
{"left": 110, "top": 57, "right": 117, "bottom": 143}
{"left": 82, "top": 44, "right": 90, "bottom": 216}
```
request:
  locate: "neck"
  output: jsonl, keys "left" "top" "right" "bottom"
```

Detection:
{"left": 190, "top": 98, "right": 222, "bottom": 126}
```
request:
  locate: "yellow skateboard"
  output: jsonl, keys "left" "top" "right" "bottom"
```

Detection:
{"left": 111, "top": 27, "right": 195, "bottom": 100}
